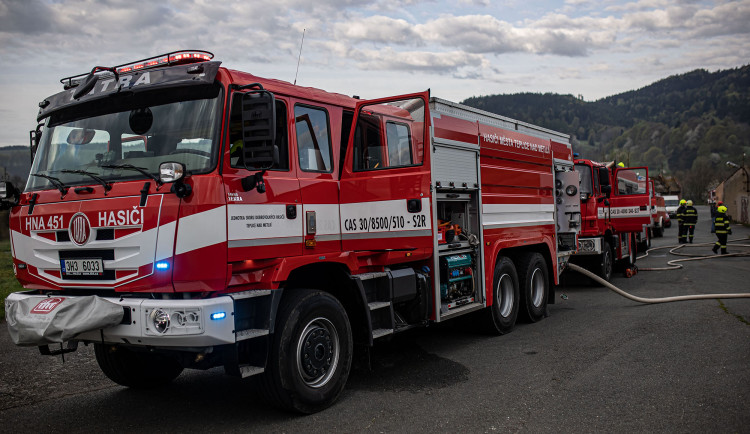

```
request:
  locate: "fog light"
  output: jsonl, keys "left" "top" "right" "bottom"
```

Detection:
{"left": 149, "top": 309, "right": 171, "bottom": 334}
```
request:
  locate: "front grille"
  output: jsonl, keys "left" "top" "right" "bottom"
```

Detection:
{"left": 96, "top": 228, "right": 114, "bottom": 240}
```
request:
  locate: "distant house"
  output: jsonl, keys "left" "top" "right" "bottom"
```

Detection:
{"left": 651, "top": 174, "right": 681, "bottom": 196}
{"left": 716, "top": 165, "right": 750, "bottom": 224}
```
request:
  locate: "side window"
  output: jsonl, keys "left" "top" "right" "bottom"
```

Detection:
{"left": 386, "top": 121, "right": 412, "bottom": 166}
{"left": 295, "top": 105, "right": 332, "bottom": 172}
{"left": 353, "top": 96, "right": 424, "bottom": 172}
{"left": 615, "top": 168, "right": 647, "bottom": 195}
{"left": 353, "top": 113, "right": 383, "bottom": 170}
{"left": 229, "top": 96, "right": 289, "bottom": 170}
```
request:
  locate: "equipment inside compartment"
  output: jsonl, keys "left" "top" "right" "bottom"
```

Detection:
{"left": 439, "top": 253, "right": 475, "bottom": 308}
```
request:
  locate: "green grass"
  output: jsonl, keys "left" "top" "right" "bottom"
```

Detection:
{"left": 1, "top": 239, "right": 24, "bottom": 320}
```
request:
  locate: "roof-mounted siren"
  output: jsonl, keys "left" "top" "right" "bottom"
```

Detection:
{"left": 60, "top": 50, "right": 214, "bottom": 91}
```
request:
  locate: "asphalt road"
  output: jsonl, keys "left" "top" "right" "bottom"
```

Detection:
{"left": 1, "top": 206, "right": 749, "bottom": 433}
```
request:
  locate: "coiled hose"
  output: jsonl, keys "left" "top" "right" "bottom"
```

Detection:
{"left": 566, "top": 238, "right": 750, "bottom": 303}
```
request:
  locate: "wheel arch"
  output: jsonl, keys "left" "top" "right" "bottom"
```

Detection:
{"left": 283, "top": 263, "right": 370, "bottom": 347}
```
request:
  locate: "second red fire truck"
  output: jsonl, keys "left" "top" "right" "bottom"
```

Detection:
{"left": 2, "top": 50, "right": 584, "bottom": 413}
{"left": 571, "top": 159, "right": 651, "bottom": 280}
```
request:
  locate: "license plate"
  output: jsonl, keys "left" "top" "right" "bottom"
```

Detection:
{"left": 60, "top": 258, "right": 104, "bottom": 276}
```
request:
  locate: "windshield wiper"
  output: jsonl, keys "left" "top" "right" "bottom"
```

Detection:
{"left": 61, "top": 169, "right": 113, "bottom": 193}
{"left": 31, "top": 173, "right": 69, "bottom": 197}
{"left": 101, "top": 164, "right": 163, "bottom": 187}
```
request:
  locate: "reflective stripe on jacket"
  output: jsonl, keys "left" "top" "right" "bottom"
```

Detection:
{"left": 684, "top": 207, "right": 698, "bottom": 225}
{"left": 714, "top": 215, "right": 730, "bottom": 234}
{"left": 676, "top": 205, "right": 686, "bottom": 222}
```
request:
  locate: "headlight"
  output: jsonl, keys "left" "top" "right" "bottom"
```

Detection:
{"left": 578, "top": 239, "right": 596, "bottom": 252}
{"left": 149, "top": 309, "right": 171, "bottom": 334}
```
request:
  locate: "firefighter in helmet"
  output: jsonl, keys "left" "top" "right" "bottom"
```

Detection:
{"left": 710, "top": 201, "right": 723, "bottom": 233}
{"left": 676, "top": 199, "right": 687, "bottom": 243}
{"left": 712, "top": 205, "right": 732, "bottom": 254}
{"left": 683, "top": 200, "right": 698, "bottom": 243}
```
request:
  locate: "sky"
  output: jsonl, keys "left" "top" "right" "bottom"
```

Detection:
{"left": 0, "top": 0, "right": 748, "bottom": 147}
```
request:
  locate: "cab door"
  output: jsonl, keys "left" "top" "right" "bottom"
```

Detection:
{"left": 222, "top": 95, "right": 303, "bottom": 262}
{"left": 339, "top": 92, "right": 433, "bottom": 254}
{"left": 608, "top": 166, "right": 651, "bottom": 232}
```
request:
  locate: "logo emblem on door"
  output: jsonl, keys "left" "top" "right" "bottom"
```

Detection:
{"left": 69, "top": 213, "right": 92, "bottom": 246}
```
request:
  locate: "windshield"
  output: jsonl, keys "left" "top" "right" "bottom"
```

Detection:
{"left": 27, "top": 86, "right": 222, "bottom": 192}
{"left": 574, "top": 163, "right": 593, "bottom": 194}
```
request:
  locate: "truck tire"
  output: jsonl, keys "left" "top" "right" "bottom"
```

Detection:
{"left": 518, "top": 252, "right": 549, "bottom": 323}
{"left": 597, "top": 240, "right": 613, "bottom": 283}
{"left": 258, "top": 289, "right": 353, "bottom": 414}
{"left": 94, "top": 344, "right": 183, "bottom": 388}
{"left": 482, "top": 256, "right": 520, "bottom": 335}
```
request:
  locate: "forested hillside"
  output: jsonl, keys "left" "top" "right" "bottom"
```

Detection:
{"left": 462, "top": 65, "right": 750, "bottom": 201}
{"left": 0, "top": 146, "right": 29, "bottom": 186}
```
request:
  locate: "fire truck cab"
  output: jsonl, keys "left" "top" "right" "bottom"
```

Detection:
{"left": 2, "top": 51, "right": 580, "bottom": 413}
{"left": 571, "top": 159, "right": 650, "bottom": 281}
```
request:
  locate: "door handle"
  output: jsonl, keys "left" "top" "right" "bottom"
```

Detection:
{"left": 407, "top": 199, "right": 421, "bottom": 213}
{"left": 286, "top": 204, "right": 297, "bottom": 219}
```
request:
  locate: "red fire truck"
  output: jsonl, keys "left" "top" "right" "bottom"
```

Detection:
{"left": 571, "top": 159, "right": 650, "bottom": 280}
{"left": 1, "top": 50, "right": 580, "bottom": 413}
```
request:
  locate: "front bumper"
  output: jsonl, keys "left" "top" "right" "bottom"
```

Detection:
{"left": 5, "top": 291, "right": 237, "bottom": 348}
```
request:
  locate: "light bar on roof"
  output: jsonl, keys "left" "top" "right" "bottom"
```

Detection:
{"left": 116, "top": 50, "right": 213, "bottom": 74}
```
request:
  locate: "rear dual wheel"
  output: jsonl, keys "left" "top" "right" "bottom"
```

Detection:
{"left": 483, "top": 256, "right": 520, "bottom": 334}
{"left": 518, "top": 252, "right": 549, "bottom": 323}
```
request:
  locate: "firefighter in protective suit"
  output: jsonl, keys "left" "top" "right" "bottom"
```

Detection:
{"left": 712, "top": 205, "right": 732, "bottom": 254}
{"left": 676, "top": 199, "right": 687, "bottom": 243}
{"left": 683, "top": 200, "right": 698, "bottom": 243}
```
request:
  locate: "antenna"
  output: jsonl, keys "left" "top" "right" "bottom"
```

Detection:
{"left": 294, "top": 29, "right": 306, "bottom": 85}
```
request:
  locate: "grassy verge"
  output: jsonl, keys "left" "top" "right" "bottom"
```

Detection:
{"left": 1, "top": 239, "right": 23, "bottom": 320}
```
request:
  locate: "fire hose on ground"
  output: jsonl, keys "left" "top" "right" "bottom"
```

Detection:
{"left": 566, "top": 238, "right": 750, "bottom": 304}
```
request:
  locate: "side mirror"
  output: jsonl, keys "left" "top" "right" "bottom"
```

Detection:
{"left": 159, "top": 162, "right": 191, "bottom": 198}
{"left": 598, "top": 167, "right": 611, "bottom": 197}
{"left": 0, "top": 181, "right": 20, "bottom": 210}
{"left": 29, "top": 123, "right": 43, "bottom": 164}
{"left": 241, "top": 88, "right": 278, "bottom": 170}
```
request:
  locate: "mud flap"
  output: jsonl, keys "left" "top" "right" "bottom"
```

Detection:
{"left": 5, "top": 293, "right": 124, "bottom": 346}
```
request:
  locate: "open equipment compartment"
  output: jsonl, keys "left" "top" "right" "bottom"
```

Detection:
{"left": 430, "top": 98, "right": 486, "bottom": 320}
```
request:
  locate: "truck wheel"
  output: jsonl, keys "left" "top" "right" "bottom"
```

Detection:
{"left": 597, "top": 241, "right": 613, "bottom": 282}
{"left": 94, "top": 344, "right": 183, "bottom": 388}
{"left": 483, "top": 256, "right": 519, "bottom": 335}
{"left": 518, "top": 252, "right": 549, "bottom": 323}
{"left": 654, "top": 225, "right": 663, "bottom": 237}
{"left": 258, "top": 289, "right": 353, "bottom": 414}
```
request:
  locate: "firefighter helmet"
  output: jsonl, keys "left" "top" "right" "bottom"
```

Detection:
{"left": 718, "top": 205, "right": 727, "bottom": 213}
{"left": 687, "top": 200, "right": 693, "bottom": 206}
{"left": 679, "top": 199, "right": 686, "bottom": 205}
{"left": 617, "top": 162, "right": 625, "bottom": 168}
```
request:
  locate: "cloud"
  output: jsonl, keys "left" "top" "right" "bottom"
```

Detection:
{"left": 350, "top": 47, "right": 489, "bottom": 73}
{"left": 333, "top": 15, "right": 417, "bottom": 44}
